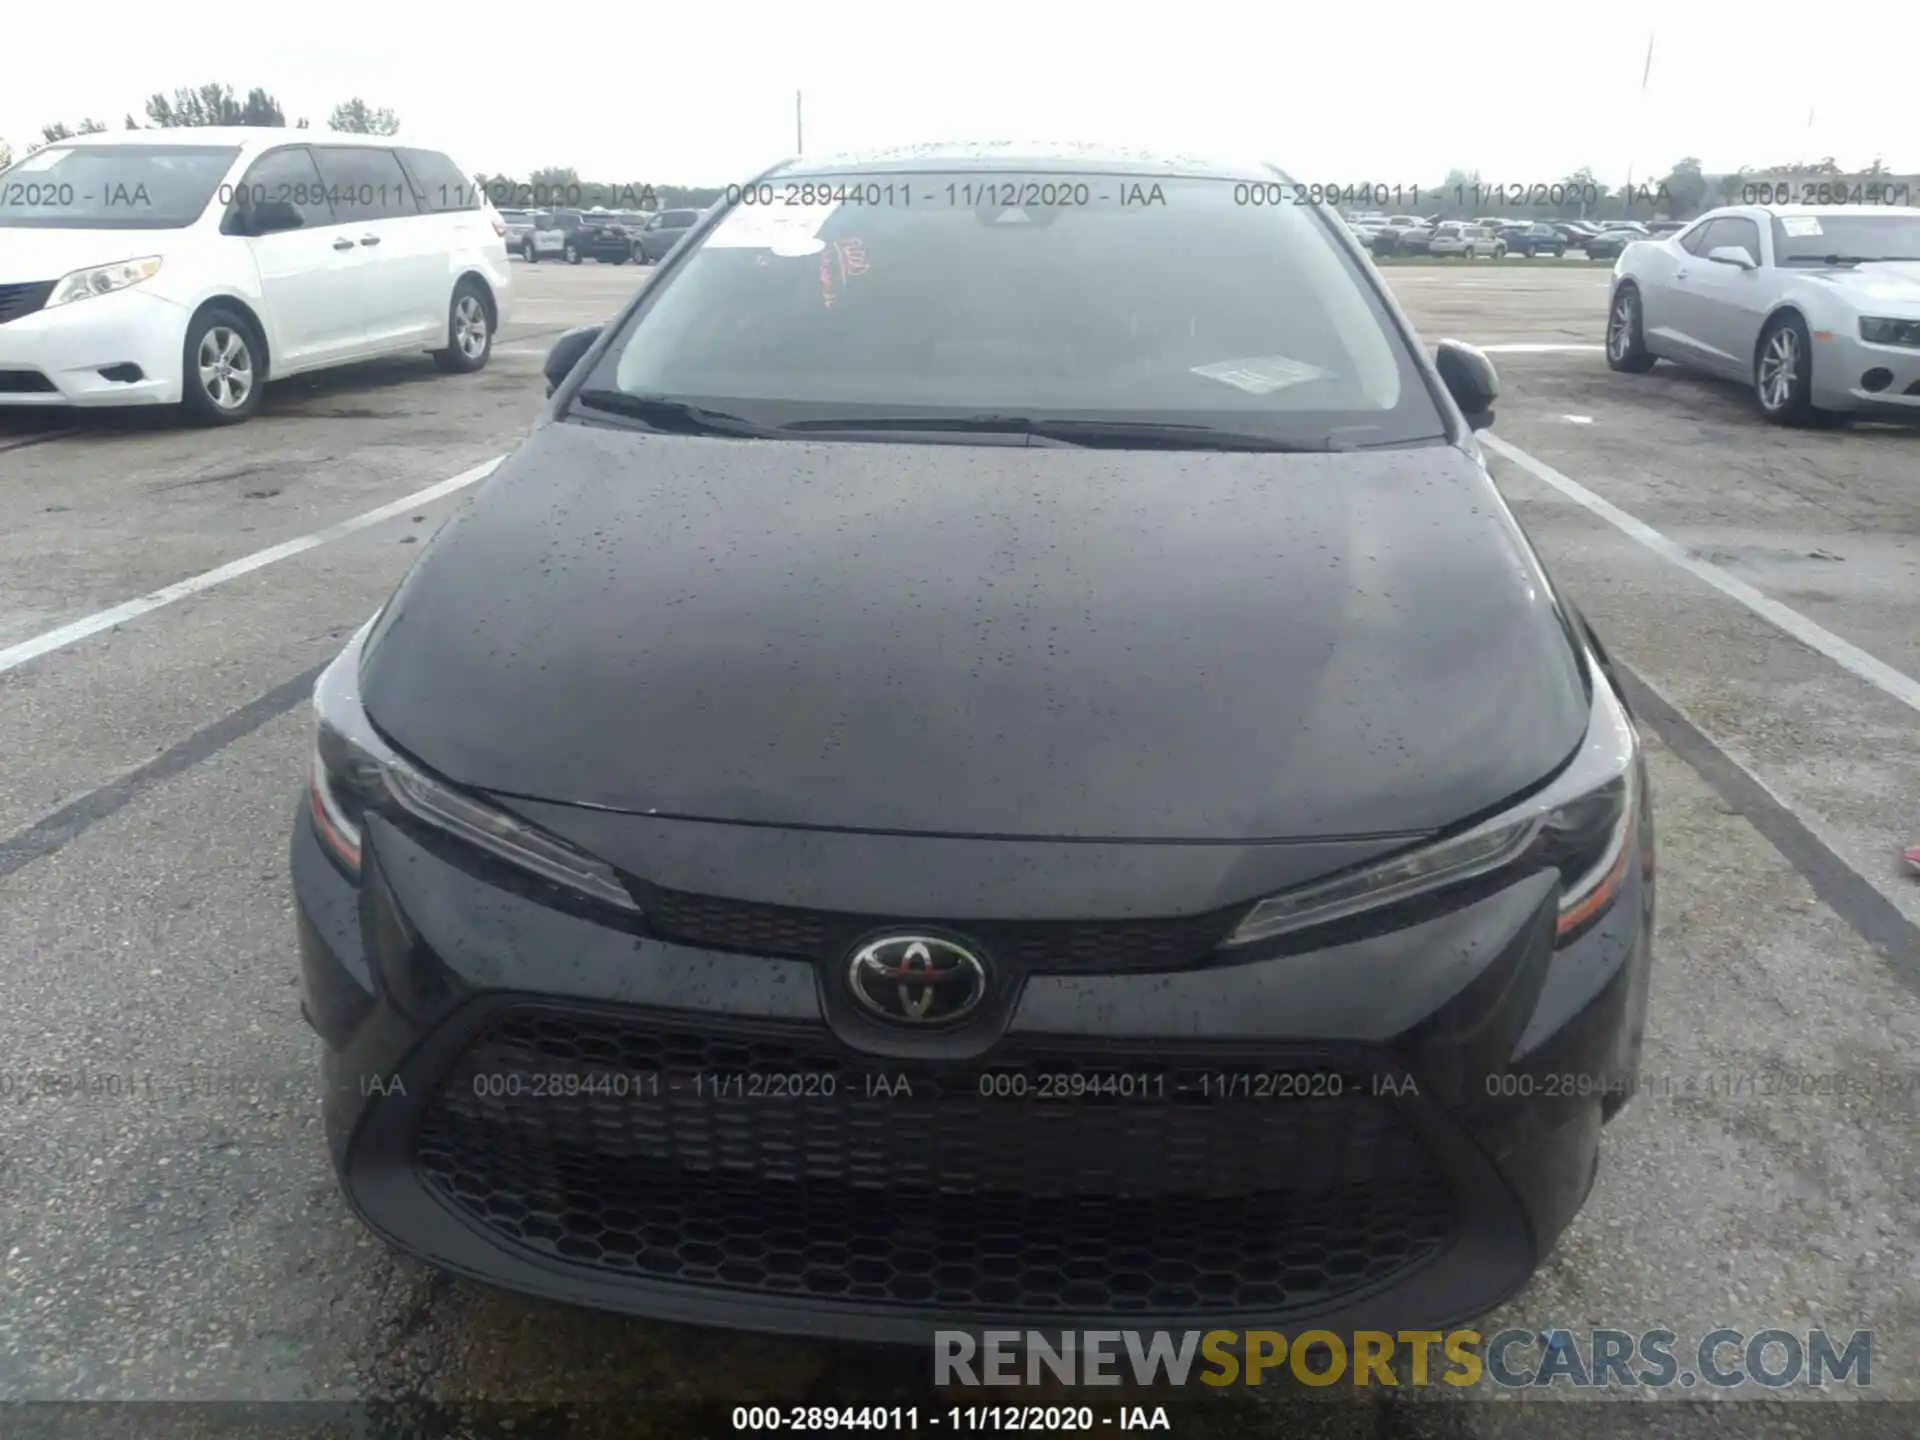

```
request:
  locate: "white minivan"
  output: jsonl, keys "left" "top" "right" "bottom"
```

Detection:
{"left": 0, "top": 129, "right": 513, "bottom": 424}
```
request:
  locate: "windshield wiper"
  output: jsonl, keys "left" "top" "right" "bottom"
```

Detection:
{"left": 779, "top": 414, "right": 1344, "bottom": 452}
{"left": 573, "top": 390, "right": 782, "bottom": 439}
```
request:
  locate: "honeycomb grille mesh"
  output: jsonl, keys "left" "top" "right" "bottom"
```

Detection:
{"left": 637, "top": 885, "right": 1241, "bottom": 971}
{"left": 415, "top": 1010, "right": 1456, "bottom": 1315}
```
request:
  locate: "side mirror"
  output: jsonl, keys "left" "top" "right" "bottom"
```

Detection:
{"left": 248, "top": 200, "right": 305, "bottom": 236}
{"left": 1706, "top": 245, "right": 1756, "bottom": 270}
{"left": 544, "top": 325, "right": 603, "bottom": 398}
{"left": 1435, "top": 339, "right": 1499, "bottom": 431}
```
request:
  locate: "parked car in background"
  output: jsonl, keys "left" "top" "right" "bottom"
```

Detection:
{"left": 1584, "top": 228, "right": 1640, "bottom": 262}
{"left": 1600, "top": 221, "right": 1651, "bottom": 235}
{"left": 1371, "top": 216, "right": 1436, "bottom": 256}
{"left": 1502, "top": 223, "right": 1568, "bottom": 258}
{"left": 0, "top": 128, "right": 511, "bottom": 425}
{"left": 519, "top": 210, "right": 582, "bottom": 263}
{"left": 1551, "top": 222, "right": 1600, "bottom": 249}
{"left": 631, "top": 207, "right": 704, "bottom": 264}
{"left": 1607, "top": 204, "right": 1920, "bottom": 425}
{"left": 586, "top": 207, "right": 648, "bottom": 239}
{"left": 1365, "top": 216, "right": 1422, "bottom": 255}
{"left": 520, "top": 209, "right": 635, "bottom": 264}
{"left": 499, "top": 208, "right": 536, "bottom": 252}
{"left": 1394, "top": 221, "right": 1437, "bottom": 255}
{"left": 1430, "top": 223, "right": 1507, "bottom": 259}
{"left": 1645, "top": 220, "right": 1688, "bottom": 237}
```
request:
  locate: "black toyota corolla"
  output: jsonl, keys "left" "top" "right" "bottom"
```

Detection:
{"left": 294, "top": 144, "right": 1654, "bottom": 1343}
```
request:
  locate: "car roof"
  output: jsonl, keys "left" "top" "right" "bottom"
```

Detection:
{"left": 34, "top": 127, "right": 419, "bottom": 151}
{"left": 1688, "top": 203, "right": 1920, "bottom": 224}
{"left": 771, "top": 140, "right": 1282, "bottom": 182}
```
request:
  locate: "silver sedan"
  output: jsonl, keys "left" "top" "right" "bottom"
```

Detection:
{"left": 1605, "top": 205, "right": 1920, "bottom": 425}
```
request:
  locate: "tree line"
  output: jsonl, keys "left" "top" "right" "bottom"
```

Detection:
{"left": 0, "top": 82, "right": 721, "bottom": 211}
{"left": 0, "top": 85, "right": 401, "bottom": 168}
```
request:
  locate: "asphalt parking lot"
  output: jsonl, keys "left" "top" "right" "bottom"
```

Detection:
{"left": 1, "top": 260, "right": 1917, "bottom": 1438}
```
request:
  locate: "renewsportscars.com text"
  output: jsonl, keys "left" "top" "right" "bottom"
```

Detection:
{"left": 934, "top": 1328, "right": 1873, "bottom": 1389}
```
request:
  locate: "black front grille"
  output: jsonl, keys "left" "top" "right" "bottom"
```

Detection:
{"left": 0, "top": 281, "right": 55, "bottom": 326}
{"left": 638, "top": 882, "right": 1242, "bottom": 972}
{"left": 415, "top": 1009, "right": 1456, "bottom": 1316}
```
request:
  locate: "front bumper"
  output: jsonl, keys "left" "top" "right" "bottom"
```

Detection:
{"left": 1812, "top": 330, "right": 1920, "bottom": 414}
{"left": 0, "top": 285, "right": 186, "bottom": 407}
{"left": 295, "top": 798, "right": 1654, "bottom": 1344}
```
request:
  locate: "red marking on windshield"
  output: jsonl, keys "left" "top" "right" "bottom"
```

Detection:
{"left": 820, "top": 237, "right": 869, "bottom": 308}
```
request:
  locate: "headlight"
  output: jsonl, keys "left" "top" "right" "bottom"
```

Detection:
{"left": 1858, "top": 316, "right": 1920, "bottom": 348}
{"left": 47, "top": 256, "right": 163, "bottom": 308}
{"left": 308, "top": 620, "right": 639, "bottom": 913}
{"left": 1224, "top": 651, "right": 1640, "bottom": 948}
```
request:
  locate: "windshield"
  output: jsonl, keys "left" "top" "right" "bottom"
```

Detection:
{"left": 583, "top": 170, "right": 1444, "bottom": 448}
{"left": 0, "top": 143, "right": 240, "bottom": 229}
{"left": 1771, "top": 213, "right": 1920, "bottom": 263}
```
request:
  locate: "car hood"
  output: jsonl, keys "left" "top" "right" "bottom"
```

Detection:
{"left": 1807, "top": 264, "right": 1920, "bottom": 308}
{"left": 361, "top": 421, "right": 1591, "bottom": 841}
{"left": 0, "top": 226, "right": 170, "bottom": 281}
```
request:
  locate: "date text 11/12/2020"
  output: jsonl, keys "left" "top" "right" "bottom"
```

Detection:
{"left": 1238, "top": 181, "right": 1673, "bottom": 209}
{"left": 442, "top": 1066, "right": 1419, "bottom": 1103}
{"left": 708, "top": 180, "right": 1680, "bottom": 211}
{"left": 722, "top": 180, "right": 1173, "bottom": 209}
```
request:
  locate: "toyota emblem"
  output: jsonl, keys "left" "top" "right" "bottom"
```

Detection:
{"left": 846, "top": 935, "right": 989, "bottom": 1025}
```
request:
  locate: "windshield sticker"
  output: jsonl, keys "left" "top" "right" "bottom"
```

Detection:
{"left": 1780, "top": 216, "right": 1823, "bottom": 237}
{"left": 1190, "top": 356, "right": 1331, "bottom": 395}
{"left": 10, "top": 150, "right": 61, "bottom": 172}
{"left": 705, "top": 198, "right": 840, "bottom": 256}
{"left": 819, "top": 237, "right": 870, "bottom": 308}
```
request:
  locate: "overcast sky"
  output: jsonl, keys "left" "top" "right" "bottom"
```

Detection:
{"left": 6, "top": 3, "right": 1918, "bottom": 187}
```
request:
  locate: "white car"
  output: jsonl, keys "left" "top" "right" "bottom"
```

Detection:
{"left": 1429, "top": 224, "right": 1506, "bottom": 259}
{"left": 498, "top": 208, "right": 537, "bottom": 250}
{"left": 0, "top": 129, "right": 513, "bottom": 424}
{"left": 1607, "top": 204, "right": 1920, "bottom": 425}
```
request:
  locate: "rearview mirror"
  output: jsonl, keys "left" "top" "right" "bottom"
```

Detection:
{"left": 544, "top": 325, "right": 604, "bottom": 398}
{"left": 1706, "top": 245, "right": 1756, "bottom": 270}
{"left": 1434, "top": 339, "right": 1499, "bottom": 430}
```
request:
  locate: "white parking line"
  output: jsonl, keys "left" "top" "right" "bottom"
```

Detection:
{"left": 1477, "top": 343, "right": 1604, "bottom": 354}
{"left": 1481, "top": 432, "right": 1920, "bottom": 714}
{"left": 0, "top": 457, "right": 504, "bottom": 678}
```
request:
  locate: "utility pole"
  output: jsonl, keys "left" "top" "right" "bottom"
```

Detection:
{"left": 1624, "top": 31, "right": 1653, "bottom": 216}
{"left": 795, "top": 91, "right": 804, "bottom": 155}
